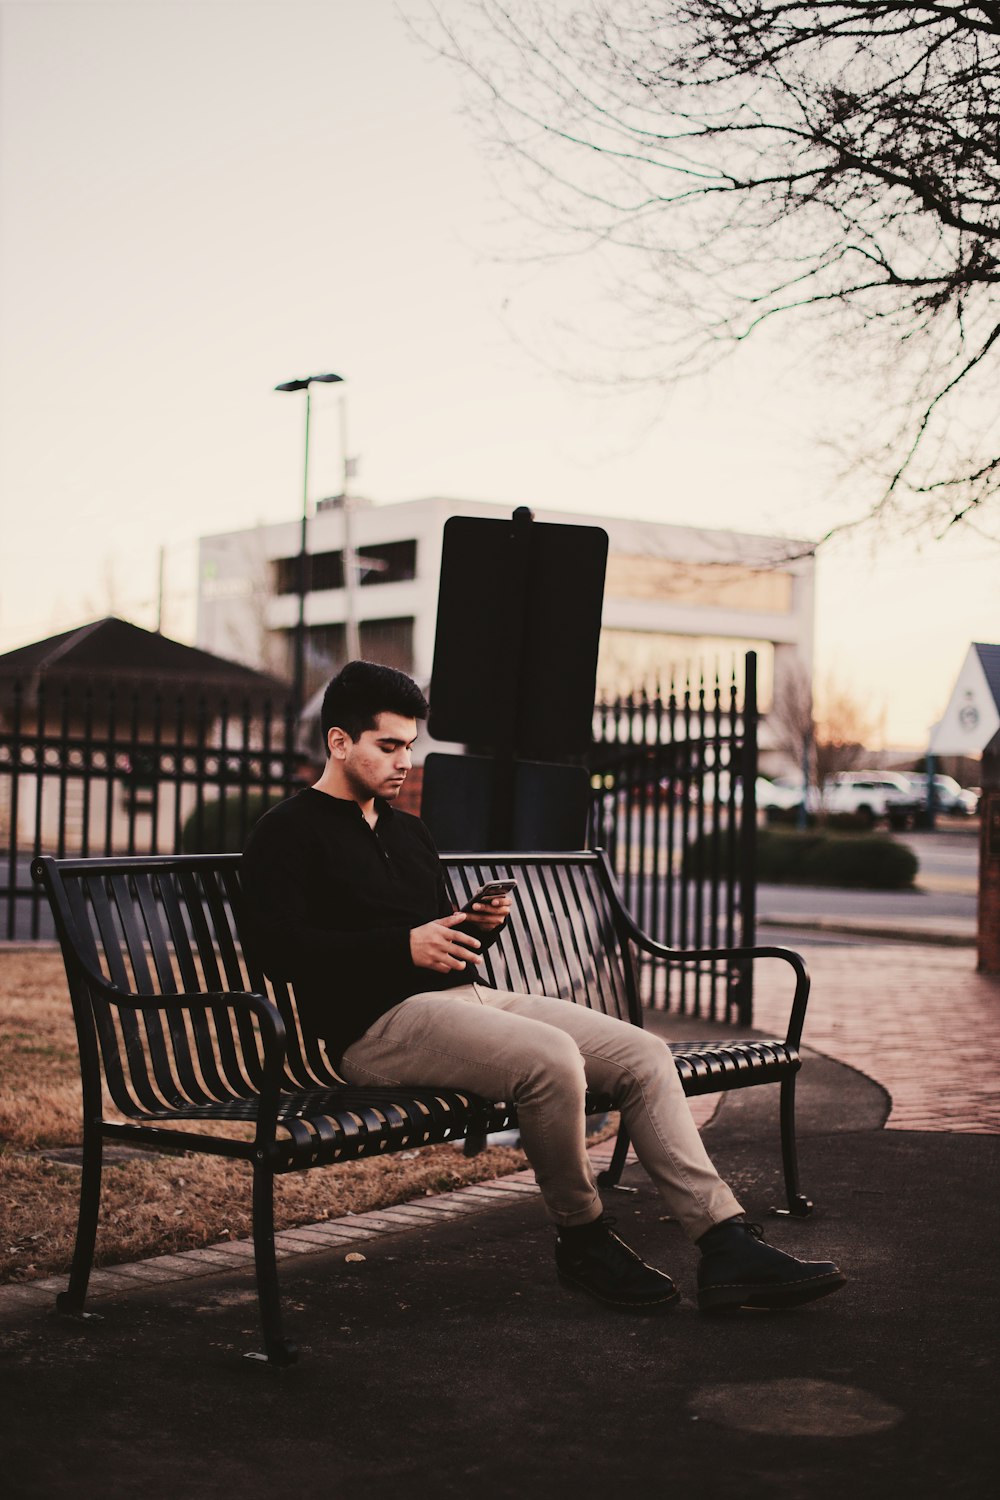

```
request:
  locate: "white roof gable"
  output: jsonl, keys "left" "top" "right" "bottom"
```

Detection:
{"left": 928, "top": 643, "right": 1000, "bottom": 756}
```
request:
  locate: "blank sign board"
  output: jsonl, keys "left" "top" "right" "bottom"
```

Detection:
{"left": 428, "top": 513, "right": 608, "bottom": 758}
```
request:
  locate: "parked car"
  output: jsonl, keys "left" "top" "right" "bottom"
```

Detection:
{"left": 767, "top": 774, "right": 822, "bottom": 815}
{"left": 681, "top": 773, "right": 801, "bottom": 811}
{"left": 901, "top": 773, "right": 979, "bottom": 817}
{"left": 821, "top": 771, "right": 919, "bottom": 827}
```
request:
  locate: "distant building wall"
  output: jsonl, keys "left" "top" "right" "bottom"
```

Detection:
{"left": 197, "top": 497, "right": 815, "bottom": 712}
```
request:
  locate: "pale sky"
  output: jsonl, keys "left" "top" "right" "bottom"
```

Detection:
{"left": 1, "top": 0, "right": 996, "bottom": 748}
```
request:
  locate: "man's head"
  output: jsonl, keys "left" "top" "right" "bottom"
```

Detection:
{"left": 317, "top": 661, "right": 429, "bottom": 806}
{"left": 320, "top": 661, "right": 428, "bottom": 746}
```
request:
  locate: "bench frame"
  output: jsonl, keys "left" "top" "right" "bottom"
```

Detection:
{"left": 32, "top": 847, "right": 812, "bottom": 1365}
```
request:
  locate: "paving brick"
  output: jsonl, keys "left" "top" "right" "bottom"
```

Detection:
{"left": 86, "top": 1269, "right": 146, "bottom": 1293}
{"left": 178, "top": 1247, "right": 254, "bottom": 1270}
{"left": 0, "top": 1283, "right": 55, "bottom": 1308}
{"left": 138, "top": 1253, "right": 217, "bottom": 1277}
{"left": 115, "top": 1260, "right": 190, "bottom": 1283}
{"left": 207, "top": 1240, "right": 256, "bottom": 1258}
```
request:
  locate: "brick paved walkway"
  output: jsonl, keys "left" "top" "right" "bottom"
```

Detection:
{"left": 753, "top": 942, "right": 1000, "bottom": 1134}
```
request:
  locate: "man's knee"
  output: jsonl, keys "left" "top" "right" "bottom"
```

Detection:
{"left": 520, "top": 1027, "right": 587, "bottom": 1104}
{"left": 607, "top": 1030, "right": 684, "bottom": 1105}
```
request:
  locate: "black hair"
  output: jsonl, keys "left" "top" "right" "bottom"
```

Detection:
{"left": 319, "top": 660, "right": 428, "bottom": 747}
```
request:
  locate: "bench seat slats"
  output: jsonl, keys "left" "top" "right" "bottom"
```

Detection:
{"left": 668, "top": 1039, "right": 798, "bottom": 1096}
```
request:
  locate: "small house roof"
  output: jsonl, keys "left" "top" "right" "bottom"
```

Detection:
{"left": 0, "top": 617, "right": 289, "bottom": 703}
{"left": 973, "top": 643, "right": 1000, "bottom": 708}
{"left": 928, "top": 642, "right": 1000, "bottom": 756}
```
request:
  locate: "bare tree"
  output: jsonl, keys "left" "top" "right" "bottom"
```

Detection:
{"left": 768, "top": 657, "right": 872, "bottom": 788}
{"left": 425, "top": 2, "right": 1000, "bottom": 536}
{"left": 813, "top": 675, "right": 874, "bottom": 786}
{"left": 767, "top": 655, "right": 815, "bottom": 779}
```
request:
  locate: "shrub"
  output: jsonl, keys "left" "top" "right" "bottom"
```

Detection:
{"left": 803, "top": 833, "right": 916, "bottom": 888}
{"left": 180, "top": 791, "right": 271, "bottom": 853}
{"left": 684, "top": 828, "right": 918, "bottom": 890}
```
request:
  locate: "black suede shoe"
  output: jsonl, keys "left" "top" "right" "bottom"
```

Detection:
{"left": 555, "top": 1215, "right": 680, "bottom": 1313}
{"left": 697, "top": 1218, "right": 847, "bottom": 1312}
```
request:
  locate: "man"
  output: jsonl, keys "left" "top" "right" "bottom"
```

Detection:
{"left": 242, "top": 661, "right": 846, "bottom": 1315}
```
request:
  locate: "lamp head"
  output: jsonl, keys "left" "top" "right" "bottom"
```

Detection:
{"left": 274, "top": 373, "right": 344, "bottom": 392}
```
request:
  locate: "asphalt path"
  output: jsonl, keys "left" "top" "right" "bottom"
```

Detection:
{"left": 622, "top": 824, "right": 979, "bottom": 950}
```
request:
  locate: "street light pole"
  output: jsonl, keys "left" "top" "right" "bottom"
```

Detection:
{"left": 274, "top": 373, "right": 343, "bottom": 710}
{"left": 340, "top": 394, "right": 361, "bottom": 662}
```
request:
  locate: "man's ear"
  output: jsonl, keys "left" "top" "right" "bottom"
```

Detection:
{"left": 327, "top": 726, "right": 351, "bottom": 761}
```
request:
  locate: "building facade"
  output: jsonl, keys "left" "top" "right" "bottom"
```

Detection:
{"left": 196, "top": 497, "right": 815, "bottom": 715}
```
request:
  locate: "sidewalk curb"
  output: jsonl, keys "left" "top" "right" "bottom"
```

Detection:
{"left": 0, "top": 1142, "right": 635, "bottom": 1323}
{"left": 759, "top": 916, "right": 976, "bottom": 947}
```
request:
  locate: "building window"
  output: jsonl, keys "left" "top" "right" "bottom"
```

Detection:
{"left": 596, "top": 630, "right": 774, "bottom": 708}
{"left": 277, "top": 617, "right": 415, "bottom": 701}
{"left": 604, "top": 555, "right": 794, "bottom": 614}
{"left": 358, "top": 618, "right": 414, "bottom": 670}
{"left": 274, "top": 551, "right": 344, "bottom": 596}
{"left": 357, "top": 539, "right": 417, "bottom": 586}
{"left": 273, "top": 540, "right": 416, "bottom": 597}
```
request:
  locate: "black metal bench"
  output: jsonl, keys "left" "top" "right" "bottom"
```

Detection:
{"left": 33, "top": 847, "right": 813, "bottom": 1366}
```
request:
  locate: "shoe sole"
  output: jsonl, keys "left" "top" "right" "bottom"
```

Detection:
{"left": 698, "top": 1271, "right": 847, "bottom": 1313}
{"left": 557, "top": 1270, "right": 681, "bottom": 1314}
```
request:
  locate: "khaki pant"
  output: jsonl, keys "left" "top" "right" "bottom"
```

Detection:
{"left": 338, "top": 983, "right": 743, "bottom": 1240}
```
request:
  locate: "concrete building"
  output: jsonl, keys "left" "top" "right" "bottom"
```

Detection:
{"left": 196, "top": 497, "right": 815, "bottom": 713}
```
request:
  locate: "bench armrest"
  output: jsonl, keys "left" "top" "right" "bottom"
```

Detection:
{"left": 619, "top": 918, "right": 810, "bottom": 1050}
{"left": 74, "top": 961, "right": 286, "bottom": 1044}
{"left": 70, "top": 963, "right": 289, "bottom": 1140}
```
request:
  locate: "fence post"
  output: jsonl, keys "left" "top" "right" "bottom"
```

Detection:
{"left": 735, "top": 651, "right": 759, "bottom": 1024}
{"left": 977, "top": 729, "right": 1000, "bottom": 974}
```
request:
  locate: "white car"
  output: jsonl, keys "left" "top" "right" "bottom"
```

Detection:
{"left": 821, "top": 771, "right": 919, "bottom": 826}
{"left": 767, "top": 775, "right": 822, "bottom": 814}
{"left": 902, "top": 773, "right": 979, "bottom": 817}
{"left": 683, "top": 773, "right": 800, "bottom": 810}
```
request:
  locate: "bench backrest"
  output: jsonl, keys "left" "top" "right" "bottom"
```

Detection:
{"left": 34, "top": 850, "right": 637, "bottom": 1120}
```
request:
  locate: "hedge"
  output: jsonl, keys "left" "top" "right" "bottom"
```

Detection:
{"left": 685, "top": 827, "right": 918, "bottom": 890}
{"left": 180, "top": 791, "right": 271, "bottom": 854}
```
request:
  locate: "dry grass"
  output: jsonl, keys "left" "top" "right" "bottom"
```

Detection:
{"left": 0, "top": 949, "right": 551, "bottom": 1285}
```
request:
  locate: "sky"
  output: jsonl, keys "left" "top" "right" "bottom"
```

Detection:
{"left": 1, "top": 0, "right": 996, "bottom": 749}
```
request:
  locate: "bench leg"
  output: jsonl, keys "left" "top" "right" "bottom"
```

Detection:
{"left": 596, "top": 1121, "right": 638, "bottom": 1192}
{"left": 770, "top": 1073, "right": 813, "bottom": 1218}
{"left": 247, "top": 1160, "right": 298, "bottom": 1367}
{"left": 57, "top": 1123, "right": 102, "bottom": 1317}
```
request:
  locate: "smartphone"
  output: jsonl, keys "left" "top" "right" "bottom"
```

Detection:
{"left": 461, "top": 878, "right": 517, "bottom": 912}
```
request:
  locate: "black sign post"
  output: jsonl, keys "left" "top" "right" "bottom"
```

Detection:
{"left": 422, "top": 509, "right": 608, "bottom": 850}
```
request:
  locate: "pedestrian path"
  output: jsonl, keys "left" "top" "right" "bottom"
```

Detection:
{"left": 754, "top": 941, "right": 1000, "bottom": 1134}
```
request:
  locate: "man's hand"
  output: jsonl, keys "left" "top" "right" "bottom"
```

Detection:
{"left": 462, "top": 895, "right": 513, "bottom": 933}
{"left": 409, "top": 912, "right": 482, "bottom": 973}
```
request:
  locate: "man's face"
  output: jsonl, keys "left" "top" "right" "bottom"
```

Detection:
{"left": 335, "top": 712, "right": 417, "bottom": 802}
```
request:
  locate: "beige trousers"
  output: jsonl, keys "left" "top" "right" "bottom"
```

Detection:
{"left": 338, "top": 983, "right": 743, "bottom": 1241}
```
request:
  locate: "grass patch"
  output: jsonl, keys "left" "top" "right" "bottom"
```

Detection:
{"left": 0, "top": 950, "right": 578, "bottom": 1285}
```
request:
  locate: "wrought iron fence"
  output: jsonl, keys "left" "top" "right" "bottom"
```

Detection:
{"left": 0, "top": 681, "right": 300, "bottom": 940}
{"left": 587, "top": 653, "right": 759, "bottom": 1023}
{"left": 2, "top": 658, "right": 759, "bottom": 1021}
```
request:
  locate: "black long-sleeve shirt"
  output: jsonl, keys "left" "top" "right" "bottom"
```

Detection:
{"left": 241, "top": 788, "right": 493, "bottom": 1059}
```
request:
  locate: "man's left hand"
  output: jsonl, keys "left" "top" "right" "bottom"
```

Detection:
{"left": 462, "top": 896, "right": 512, "bottom": 933}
